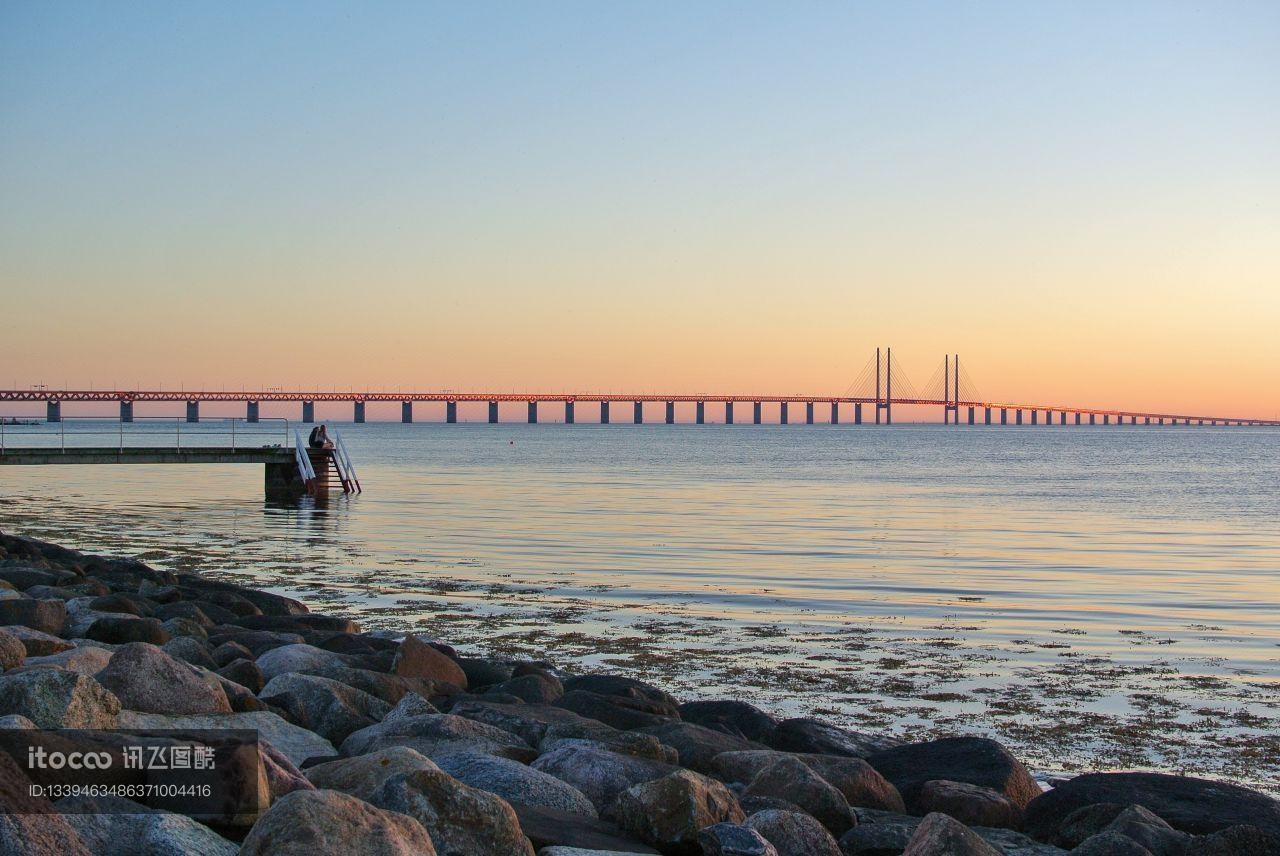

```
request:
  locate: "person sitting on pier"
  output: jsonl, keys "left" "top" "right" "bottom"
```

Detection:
{"left": 308, "top": 424, "right": 334, "bottom": 450}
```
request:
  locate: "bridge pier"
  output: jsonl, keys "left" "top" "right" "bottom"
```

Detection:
{"left": 1000, "top": 408, "right": 1007, "bottom": 425}
{"left": 447, "top": 401, "right": 457, "bottom": 423}
{"left": 402, "top": 401, "right": 413, "bottom": 423}
{"left": 968, "top": 406, "right": 974, "bottom": 425}
{"left": 726, "top": 402, "right": 734, "bottom": 424}
{"left": 666, "top": 402, "right": 675, "bottom": 424}
{"left": 806, "top": 402, "right": 814, "bottom": 424}
{"left": 830, "top": 402, "right": 838, "bottom": 424}
{"left": 565, "top": 401, "right": 575, "bottom": 424}
{"left": 854, "top": 403, "right": 862, "bottom": 424}
{"left": 1184, "top": 418, "right": 1191, "bottom": 426}
{"left": 46, "top": 401, "right": 61, "bottom": 423}
{"left": 120, "top": 401, "right": 133, "bottom": 423}
{"left": 634, "top": 402, "right": 644, "bottom": 424}
{"left": 1075, "top": 412, "right": 1081, "bottom": 425}
{"left": 780, "top": 402, "right": 789, "bottom": 425}
{"left": 1015, "top": 409, "right": 1023, "bottom": 425}
{"left": 302, "top": 401, "right": 315, "bottom": 423}
{"left": 1030, "top": 410, "right": 1037, "bottom": 425}
{"left": 1103, "top": 415, "right": 1110, "bottom": 425}
{"left": 983, "top": 407, "right": 990, "bottom": 425}
{"left": 696, "top": 402, "right": 705, "bottom": 425}
{"left": 600, "top": 402, "right": 610, "bottom": 424}
{"left": 186, "top": 401, "right": 199, "bottom": 423}
{"left": 488, "top": 401, "right": 499, "bottom": 424}
{"left": 247, "top": 401, "right": 260, "bottom": 423}
{"left": 754, "top": 402, "right": 762, "bottom": 425}
{"left": 1059, "top": 411, "right": 1066, "bottom": 425}
{"left": 528, "top": 401, "right": 538, "bottom": 424}
{"left": 354, "top": 401, "right": 365, "bottom": 423}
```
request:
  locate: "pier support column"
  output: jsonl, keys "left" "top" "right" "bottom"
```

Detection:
{"left": 1103, "top": 415, "right": 1110, "bottom": 425}
{"left": 806, "top": 402, "right": 814, "bottom": 424}
{"left": 634, "top": 402, "right": 643, "bottom": 424}
{"left": 1000, "top": 408, "right": 1007, "bottom": 425}
{"left": 1184, "top": 418, "right": 1191, "bottom": 426}
{"left": 247, "top": 401, "right": 260, "bottom": 423}
{"left": 1075, "top": 412, "right": 1082, "bottom": 425}
{"left": 446, "top": 401, "right": 457, "bottom": 423}
{"left": 984, "top": 407, "right": 991, "bottom": 425}
{"left": 1059, "top": 411, "right": 1066, "bottom": 425}
{"left": 1015, "top": 409, "right": 1023, "bottom": 425}
{"left": 855, "top": 403, "right": 862, "bottom": 424}
{"left": 402, "top": 401, "right": 413, "bottom": 423}
{"left": 695, "top": 402, "right": 705, "bottom": 425}
{"left": 780, "top": 402, "right": 789, "bottom": 425}
{"left": 665, "top": 402, "right": 675, "bottom": 424}
{"left": 1030, "top": 410, "right": 1037, "bottom": 425}
{"left": 488, "top": 401, "right": 499, "bottom": 424}
{"left": 528, "top": 402, "right": 538, "bottom": 424}
{"left": 46, "top": 401, "right": 61, "bottom": 423}
{"left": 726, "top": 402, "right": 734, "bottom": 424}
{"left": 830, "top": 402, "right": 838, "bottom": 424}
{"left": 302, "top": 401, "right": 315, "bottom": 423}
{"left": 120, "top": 401, "right": 133, "bottom": 423}
{"left": 354, "top": 401, "right": 365, "bottom": 423}
{"left": 1089, "top": 414, "right": 1096, "bottom": 425}
{"left": 186, "top": 401, "right": 200, "bottom": 423}
{"left": 967, "top": 406, "right": 974, "bottom": 425}
{"left": 600, "top": 401, "right": 610, "bottom": 424}
{"left": 754, "top": 402, "right": 763, "bottom": 424}
{"left": 565, "top": 401, "right": 575, "bottom": 424}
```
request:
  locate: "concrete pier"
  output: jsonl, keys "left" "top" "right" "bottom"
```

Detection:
{"left": 968, "top": 406, "right": 974, "bottom": 424}
{"left": 120, "top": 401, "right": 133, "bottom": 423}
{"left": 600, "top": 401, "right": 610, "bottom": 424}
{"left": 488, "top": 401, "right": 499, "bottom": 424}
{"left": 302, "top": 401, "right": 315, "bottom": 423}
{"left": 186, "top": 401, "right": 199, "bottom": 423}
{"left": 1000, "top": 408, "right": 1007, "bottom": 425}
{"left": 806, "top": 402, "right": 814, "bottom": 424}
{"left": 1089, "top": 414, "right": 1096, "bottom": 425}
{"left": 754, "top": 402, "right": 762, "bottom": 424}
{"left": 634, "top": 402, "right": 643, "bottom": 424}
{"left": 565, "top": 401, "right": 575, "bottom": 424}
{"left": 1031, "top": 410, "right": 1037, "bottom": 425}
{"left": 984, "top": 407, "right": 991, "bottom": 424}
{"left": 354, "top": 401, "right": 365, "bottom": 423}
{"left": 1075, "top": 412, "right": 1082, "bottom": 425}
{"left": 830, "top": 402, "right": 838, "bottom": 424}
{"left": 446, "top": 401, "right": 457, "bottom": 423}
{"left": 855, "top": 403, "right": 862, "bottom": 424}
{"left": 696, "top": 402, "right": 705, "bottom": 425}
{"left": 780, "top": 402, "right": 789, "bottom": 425}
{"left": 666, "top": 402, "right": 675, "bottom": 424}
{"left": 247, "top": 401, "right": 260, "bottom": 423}
{"left": 401, "top": 401, "right": 413, "bottom": 423}
{"left": 46, "top": 401, "right": 61, "bottom": 423}
{"left": 726, "top": 402, "right": 734, "bottom": 425}
{"left": 1016, "top": 409, "right": 1023, "bottom": 425}
{"left": 528, "top": 402, "right": 538, "bottom": 424}
{"left": 1103, "top": 415, "right": 1110, "bottom": 425}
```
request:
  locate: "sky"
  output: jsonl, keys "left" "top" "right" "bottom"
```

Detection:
{"left": 2, "top": 2, "right": 1278, "bottom": 419}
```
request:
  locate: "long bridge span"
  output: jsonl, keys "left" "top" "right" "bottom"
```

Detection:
{"left": 4, "top": 350, "right": 1276, "bottom": 427}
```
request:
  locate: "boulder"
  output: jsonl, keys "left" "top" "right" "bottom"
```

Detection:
{"left": 451, "top": 700, "right": 620, "bottom": 746}
{"left": 369, "top": 768, "right": 535, "bottom": 856}
{"left": 383, "top": 692, "right": 440, "bottom": 721}
{"left": 639, "top": 722, "right": 758, "bottom": 773}
{"left": 1098, "top": 805, "right": 1189, "bottom": 856}
{"left": 558, "top": 690, "right": 678, "bottom": 731}
{"left": 901, "top": 812, "right": 1000, "bottom": 856}
{"left": 259, "top": 739, "right": 316, "bottom": 801}
{"left": 239, "top": 788, "right": 437, "bottom": 855}
{"left": 341, "top": 712, "right": 536, "bottom": 762}
{"left": 205, "top": 628, "right": 305, "bottom": 655}
{"left": 840, "top": 808, "right": 1067, "bottom": 856}
{"left": 698, "top": 822, "right": 780, "bottom": 856}
{"left": 255, "top": 643, "right": 354, "bottom": 681}
{"left": 613, "top": 769, "right": 745, "bottom": 855}
{"left": 0, "top": 628, "right": 25, "bottom": 670}
{"left": 710, "top": 750, "right": 904, "bottom": 813}
{"left": 2, "top": 625, "right": 73, "bottom": 656}
{"left": 259, "top": 672, "right": 391, "bottom": 743}
{"left": 56, "top": 794, "right": 237, "bottom": 855}
{"left": 742, "top": 755, "right": 853, "bottom": 835}
{"left": 212, "top": 640, "right": 254, "bottom": 666}
{"left": 1071, "top": 832, "right": 1156, "bottom": 855}
{"left": 492, "top": 671, "right": 563, "bottom": 704}
{"left": 435, "top": 751, "right": 599, "bottom": 818}
{"left": 562, "top": 674, "right": 679, "bottom": 708}
{"left": 458, "top": 657, "right": 514, "bottom": 688}
{"left": 744, "top": 809, "right": 841, "bottom": 856}
{"left": 88, "top": 593, "right": 154, "bottom": 617}
{"left": 1192, "top": 824, "right": 1280, "bottom": 855}
{"left": 119, "top": 710, "right": 337, "bottom": 767}
{"left": 0, "top": 566, "right": 74, "bottom": 590}
{"left": 85, "top": 616, "right": 170, "bottom": 645}
{"left": 917, "top": 779, "right": 1023, "bottom": 829}
{"left": 393, "top": 635, "right": 468, "bottom": 688}
{"left": 678, "top": 700, "right": 780, "bottom": 742}
{"left": 217, "top": 657, "right": 265, "bottom": 693}
{"left": 513, "top": 804, "right": 660, "bottom": 854}
{"left": 542, "top": 732, "right": 678, "bottom": 765}
{"left": 153, "top": 601, "right": 215, "bottom": 627}
{"left": 299, "top": 662, "right": 443, "bottom": 706}
{"left": 161, "top": 617, "right": 209, "bottom": 642}
{"left": 764, "top": 718, "right": 900, "bottom": 759}
{"left": 161, "top": 635, "right": 216, "bottom": 668}
{"left": 307, "top": 746, "right": 442, "bottom": 798}
{"left": 96, "top": 642, "right": 231, "bottom": 715}
{"left": 1023, "top": 772, "right": 1280, "bottom": 838}
{"left": 21, "top": 645, "right": 113, "bottom": 676}
{"left": 0, "top": 597, "right": 67, "bottom": 634}
{"left": 0, "top": 751, "right": 93, "bottom": 856}
{"left": 0, "top": 668, "right": 120, "bottom": 728}
{"left": 866, "top": 737, "right": 1041, "bottom": 809}
{"left": 532, "top": 744, "right": 680, "bottom": 817}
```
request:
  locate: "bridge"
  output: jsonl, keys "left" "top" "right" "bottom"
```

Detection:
{"left": 3, "top": 350, "right": 1276, "bottom": 427}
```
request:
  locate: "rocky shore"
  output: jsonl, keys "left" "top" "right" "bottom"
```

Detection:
{"left": 0, "top": 530, "right": 1277, "bottom": 856}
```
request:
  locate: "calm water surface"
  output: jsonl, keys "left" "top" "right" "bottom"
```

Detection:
{"left": 2, "top": 422, "right": 1277, "bottom": 788}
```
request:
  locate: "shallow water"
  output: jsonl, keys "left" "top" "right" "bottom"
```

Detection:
{"left": 2, "top": 421, "right": 1277, "bottom": 789}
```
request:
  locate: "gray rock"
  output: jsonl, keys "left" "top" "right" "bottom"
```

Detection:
{"left": 542, "top": 732, "right": 678, "bottom": 765}
{"left": 557, "top": 689, "right": 678, "bottom": 731}
{"left": 917, "top": 779, "right": 1023, "bottom": 829}
{"left": 744, "top": 809, "right": 841, "bottom": 856}
{"left": 613, "top": 769, "right": 745, "bottom": 854}
{"left": 711, "top": 750, "right": 904, "bottom": 813}
{"left": 96, "top": 642, "right": 231, "bottom": 714}
{"left": 63, "top": 597, "right": 135, "bottom": 636}
{"left": 383, "top": 691, "right": 440, "bottom": 721}
{"left": 85, "top": 616, "right": 170, "bottom": 645}
{"left": 1071, "top": 832, "right": 1155, "bottom": 855}
{"left": 679, "top": 700, "right": 779, "bottom": 742}
{"left": 0, "top": 713, "right": 36, "bottom": 728}
{"left": 742, "top": 755, "right": 853, "bottom": 835}
{"left": 0, "top": 597, "right": 68, "bottom": 634}
{"left": 867, "top": 737, "right": 1042, "bottom": 811}
{"left": 57, "top": 794, "right": 237, "bottom": 855}
{"left": 451, "top": 700, "right": 620, "bottom": 746}
{"left": 764, "top": 718, "right": 900, "bottom": 759}
{"left": 259, "top": 672, "right": 391, "bottom": 743}
{"left": 161, "top": 617, "right": 209, "bottom": 642}
{"left": 21, "top": 644, "right": 113, "bottom": 675}
{"left": 902, "top": 812, "right": 1001, "bottom": 856}
{"left": 369, "top": 768, "right": 534, "bottom": 856}
{"left": 638, "top": 722, "right": 757, "bottom": 773}
{"left": 340, "top": 712, "right": 536, "bottom": 762}
{"left": 698, "top": 822, "right": 780, "bottom": 856}
{"left": 239, "top": 788, "right": 438, "bottom": 855}
{"left": 255, "top": 642, "right": 354, "bottom": 681}
{"left": 2, "top": 625, "right": 74, "bottom": 656}
{"left": 0, "top": 628, "right": 25, "bottom": 670}
{"left": 119, "top": 709, "right": 337, "bottom": 766}
{"left": 0, "top": 668, "right": 120, "bottom": 728}
{"left": 491, "top": 671, "right": 563, "bottom": 704}
{"left": 307, "top": 746, "right": 442, "bottom": 798}
{"left": 436, "top": 751, "right": 599, "bottom": 818}
{"left": 531, "top": 743, "right": 679, "bottom": 817}
{"left": 1101, "top": 805, "right": 1189, "bottom": 856}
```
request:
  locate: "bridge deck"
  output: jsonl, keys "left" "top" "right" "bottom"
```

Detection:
{"left": 0, "top": 447, "right": 293, "bottom": 465}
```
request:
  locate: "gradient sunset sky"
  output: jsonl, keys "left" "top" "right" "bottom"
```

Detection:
{"left": 2, "top": 2, "right": 1277, "bottom": 419}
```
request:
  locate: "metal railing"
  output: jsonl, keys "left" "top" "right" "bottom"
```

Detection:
{"left": 332, "top": 429, "right": 362, "bottom": 492}
{"left": 0, "top": 416, "right": 292, "bottom": 454}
